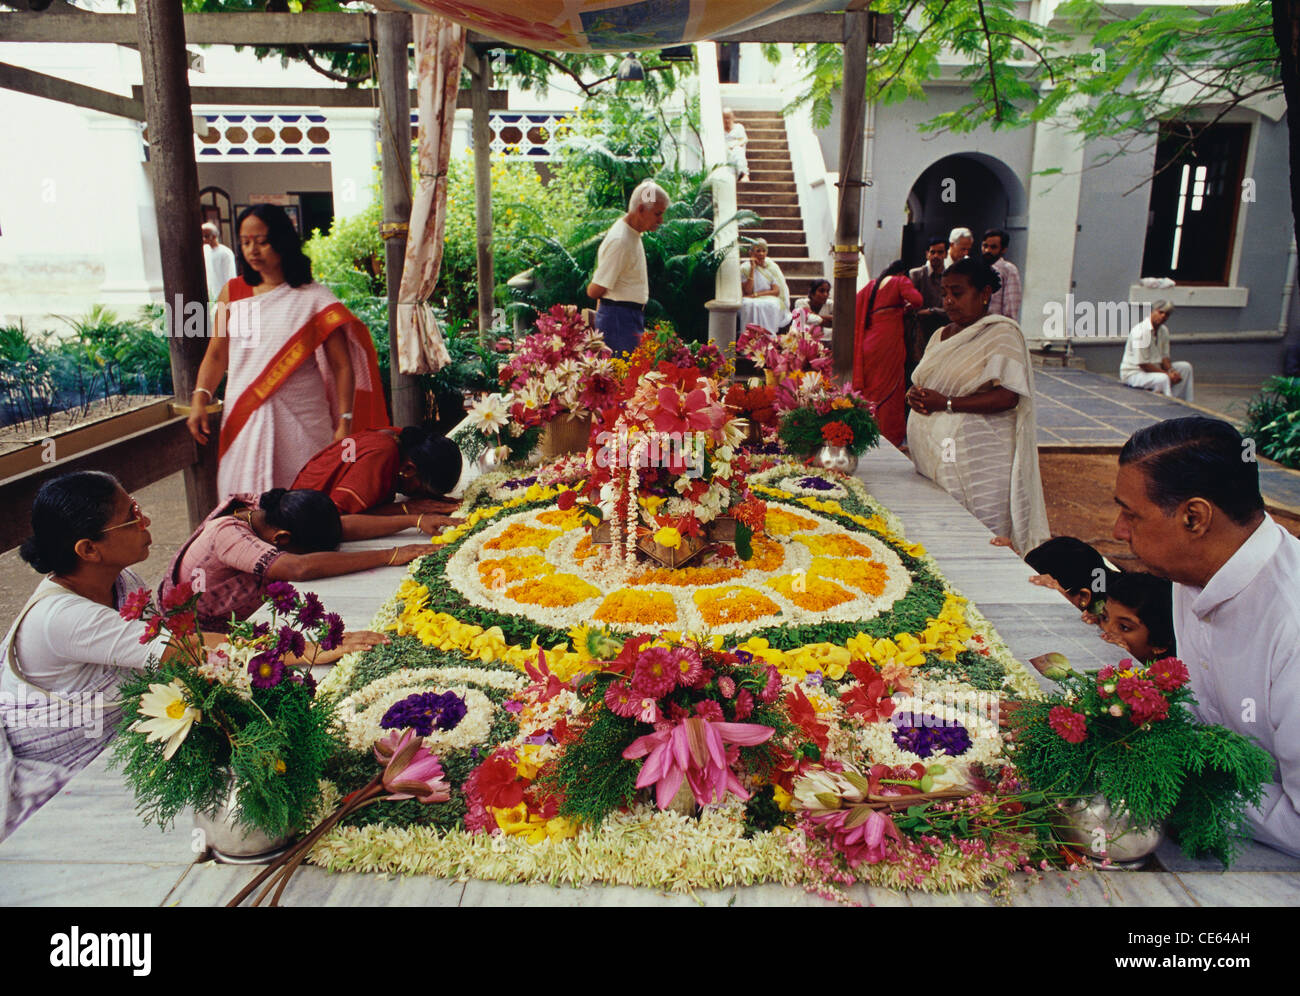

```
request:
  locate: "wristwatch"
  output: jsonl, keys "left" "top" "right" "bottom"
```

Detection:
{"left": 945, "top": 396, "right": 954, "bottom": 414}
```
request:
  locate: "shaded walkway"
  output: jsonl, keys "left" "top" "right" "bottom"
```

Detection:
{"left": 1034, "top": 367, "right": 1300, "bottom": 512}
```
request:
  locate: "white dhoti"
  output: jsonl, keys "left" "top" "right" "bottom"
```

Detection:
{"left": 1123, "top": 363, "right": 1194, "bottom": 402}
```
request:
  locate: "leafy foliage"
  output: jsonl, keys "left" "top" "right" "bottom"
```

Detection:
{"left": 1241, "top": 375, "right": 1300, "bottom": 469}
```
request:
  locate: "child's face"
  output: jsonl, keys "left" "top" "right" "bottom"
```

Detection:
{"left": 1100, "top": 597, "right": 1162, "bottom": 662}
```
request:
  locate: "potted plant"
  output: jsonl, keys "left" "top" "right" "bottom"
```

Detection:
{"left": 1010, "top": 654, "right": 1274, "bottom": 867}
{"left": 776, "top": 377, "right": 881, "bottom": 473}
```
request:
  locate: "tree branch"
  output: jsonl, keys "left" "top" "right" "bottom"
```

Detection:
{"left": 975, "top": 0, "right": 1003, "bottom": 120}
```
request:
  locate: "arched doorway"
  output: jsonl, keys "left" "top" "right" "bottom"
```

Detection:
{"left": 901, "top": 154, "right": 1026, "bottom": 267}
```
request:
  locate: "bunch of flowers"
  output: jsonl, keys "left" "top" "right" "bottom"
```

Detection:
{"left": 1010, "top": 654, "right": 1275, "bottom": 864}
{"left": 625, "top": 323, "right": 731, "bottom": 383}
{"left": 777, "top": 379, "right": 881, "bottom": 457}
{"left": 736, "top": 322, "right": 831, "bottom": 377}
{"left": 497, "top": 305, "right": 620, "bottom": 427}
{"left": 460, "top": 392, "right": 543, "bottom": 464}
{"left": 724, "top": 381, "right": 779, "bottom": 435}
{"left": 538, "top": 633, "right": 800, "bottom": 826}
{"left": 113, "top": 581, "right": 345, "bottom": 839}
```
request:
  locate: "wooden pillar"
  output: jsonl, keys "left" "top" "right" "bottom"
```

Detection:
{"left": 135, "top": 0, "right": 216, "bottom": 528}
{"left": 468, "top": 49, "right": 495, "bottom": 339}
{"left": 376, "top": 11, "right": 421, "bottom": 427}
{"left": 832, "top": 9, "right": 870, "bottom": 380}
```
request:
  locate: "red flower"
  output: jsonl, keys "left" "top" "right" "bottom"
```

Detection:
{"left": 783, "top": 685, "right": 829, "bottom": 751}
{"left": 734, "top": 689, "right": 754, "bottom": 720}
{"left": 821, "top": 420, "right": 854, "bottom": 448}
{"left": 1117, "top": 676, "right": 1169, "bottom": 725}
{"left": 867, "top": 762, "right": 927, "bottom": 796}
{"left": 1149, "top": 657, "right": 1189, "bottom": 692}
{"left": 556, "top": 489, "right": 578, "bottom": 511}
{"left": 161, "top": 581, "right": 193, "bottom": 611}
{"left": 139, "top": 616, "right": 163, "bottom": 645}
{"left": 694, "top": 700, "right": 724, "bottom": 722}
{"left": 840, "top": 660, "right": 894, "bottom": 723}
{"left": 476, "top": 753, "right": 526, "bottom": 808}
{"left": 168, "top": 612, "right": 197, "bottom": 638}
{"left": 1048, "top": 705, "right": 1088, "bottom": 744}
{"left": 119, "top": 588, "right": 151, "bottom": 621}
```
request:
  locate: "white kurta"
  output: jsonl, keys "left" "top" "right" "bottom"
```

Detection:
{"left": 1173, "top": 515, "right": 1300, "bottom": 856}
{"left": 725, "top": 122, "right": 749, "bottom": 178}
{"left": 907, "top": 314, "right": 1050, "bottom": 555}
{"left": 218, "top": 282, "right": 345, "bottom": 500}
{"left": 739, "top": 260, "right": 789, "bottom": 333}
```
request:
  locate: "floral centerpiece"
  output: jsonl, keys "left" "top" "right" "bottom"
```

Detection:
{"left": 736, "top": 320, "right": 831, "bottom": 379}
{"left": 496, "top": 305, "right": 620, "bottom": 432}
{"left": 1010, "top": 654, "right": 1274, "bottom": 865}
{"left": 724, "top": 381, "right": 779, "bottom": 444}
{"left": 112, "top": 581, "right": 345, "bottom": 839}
{"left": 459, "top": 392, "right": 543, "bottom": 465}
{"left": 776, "top": 375, "right": 882, "bottom": 458}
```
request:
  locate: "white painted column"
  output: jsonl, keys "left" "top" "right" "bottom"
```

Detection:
{"left": 451, "top": 107, "right": 473, "bottom": 159}
{"left": 1022, "top": 105, "right": 1085, "bottom": 342}
{"left": 327, "top": 107, "right": 379, "bottom": 219}
{"left": 86, "top": 113, "right": 163, "bottom": 308}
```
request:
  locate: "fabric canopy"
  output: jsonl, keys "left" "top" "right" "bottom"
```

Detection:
{"left": 382, "top": 0, "right": 842, "bottom": 52}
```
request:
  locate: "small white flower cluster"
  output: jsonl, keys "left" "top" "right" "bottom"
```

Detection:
{"left": 198, "top": 642, "right": 254, "bottom": 700}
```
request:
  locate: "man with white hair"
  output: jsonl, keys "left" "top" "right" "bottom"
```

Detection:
{"left": 586, "top": 179, "right": 668, "bottom": 354}
{"left": 947, "top": 227, "right": 973, "bottom": 265}
{"left": 1120, "top": 301, "right": 1194, "bottom": 401}
{"left": 202, "top": 222, "right": 237, "bottom": 301}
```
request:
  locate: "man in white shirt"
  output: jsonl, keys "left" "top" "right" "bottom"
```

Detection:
{"left": 1113, "top": 416, "right": 1300, "bottom": 856}
{"left": 1120, "top": 300, "right": 1194, "bottom": 401}
{"left": 947, "top": 226, "right": 973, "bottom": 265}
{"left": 202, "top": 223, "right": 237, "bottom": 301}
{"left": 586, "top": 179, "right": 668, "bottom": 355}
{"left": 981, "top": 228, "right": 1022, "bottom": 323}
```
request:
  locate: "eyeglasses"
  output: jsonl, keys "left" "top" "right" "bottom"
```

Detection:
{"left": 102, "top": 499, "right": 146, "bottom": 533}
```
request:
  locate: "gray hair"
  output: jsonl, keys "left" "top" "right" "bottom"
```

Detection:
{"left": 948, "top": 227, "right": 973, "bottom": 243}
{"left": 750, "top": 238, "right": 769, "bottom": 252}
{"left": 201, "top": 222, "right": 219, "bottom": 237}
{"left": 1151, "top": 299, "right": 1175, "bottom": 316}
{"left": 628, "top": 180, "right": 669, "bottom": 213}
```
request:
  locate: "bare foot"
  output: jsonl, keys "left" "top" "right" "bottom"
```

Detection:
{"left": 990, "top": 536, "right": 1013, "bottom": 547}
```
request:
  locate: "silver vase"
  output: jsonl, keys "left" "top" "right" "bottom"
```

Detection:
{"left": 193, "top": 774, "right": 293, "bottom": 864}
{"left": 1055, "top": 795, "right": 1164, "bottom": 869}
{"left": 814, "top": 445, "right": 859, "bottom": 476}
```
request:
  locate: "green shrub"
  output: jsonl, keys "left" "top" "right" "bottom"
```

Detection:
{"left": 1242, "top": 375, "right": 1300, "bottom": 469}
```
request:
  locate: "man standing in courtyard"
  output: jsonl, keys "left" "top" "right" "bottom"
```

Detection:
{"left": 982, "top": 228, "right": 1022, "bottom": 322}
{"left": 947, "top": 227, "right": 973, "bottom": 265}
{"left": 1113, "top": 417, "right": 1299, "bottom": 856}
{"left": 1120, "top": 300, "right": 1194, "bottom": 401}
{"left": 202, "top": 222, "right": 236, "bottom": 301}
{"left": 907, "top": 234, "right": 949, "bottom": 383}
{"left": 586, "top": 179, "right": 668, "bottom": 355}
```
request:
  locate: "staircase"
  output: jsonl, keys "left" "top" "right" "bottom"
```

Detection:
{"left": 732, "top": 110, "right": 825, "bottom": 291}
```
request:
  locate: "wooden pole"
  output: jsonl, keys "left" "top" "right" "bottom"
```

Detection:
{"left": 135, "top": 0, "right": 216, "bottom": 529}
{"left": 832, "top": 10, "right": 870, "bottom": 380}
{"left": 375, "top": 11, "right": 421, "bottom": 427}
{"left": 469, "top": 49, "right": 495, "bottom": 339}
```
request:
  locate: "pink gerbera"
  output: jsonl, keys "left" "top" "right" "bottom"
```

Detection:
{"left": 1048, "top": 706, "right": 1088, "bottom": 744}
{"left": 1148, "top": 657, "right": 1189, "bottom": 692}
{"left": 694, "top": 700, "right": 724, "bottom": 722}
{"left": 673, "top": 649, "right": 704, "bottom": 688}
{"left": 604, "top": 681, "right": 641, "bottom": 719}
{"left": 120, "top": 588, "right": 151, "bottom": 621}
{"left": 1117, "top": 676, "right": 1169, "bottom": 725}
{"left": 632, "top": 647, "right": 679, "bottom": 698}
{"left": 759, "top": 665, "right": 782, "bottom": 703}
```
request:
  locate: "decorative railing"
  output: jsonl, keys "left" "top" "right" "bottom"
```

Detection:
{"left": 192, "top": 111, "right": 331, "bottom": 159}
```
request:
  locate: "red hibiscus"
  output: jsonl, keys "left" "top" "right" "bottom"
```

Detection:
{"left": 783, "top": 685, "right": 829, "bottom": 751}
{"left": 840, "top": 660, "right": 895, "bottom": 723}
{"left": 476, "top": 753, "right": 526, "bottom": 808}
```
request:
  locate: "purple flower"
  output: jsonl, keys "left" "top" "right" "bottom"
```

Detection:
{"left": 523, "top": 730, "right": 555, "bottom": 746}
{"left": 503, "top": 700, "right": 524, "bottom": 714}
{"left": 501, "top": 476, "right": 538, "bottom": 491}
{"left": 807, "top": 670, "right": 825, "bottom": 687}
{"left": 275, "top": 625, "right": 306, "bottom": 659}
{"left": 290, "top": 671, "right": 318, "bottom": 698}
{"left": 380, "top": 691, "right": 468, "bottom": 737}
{"left": 252, "top": 621, "right": 271, "bottom": 639}
{"left": 297, "top": 591, "right": 325, "bottom": 628}
{"left": 248, "top": 651, "right": 286, "bottom": 689}
{"left": 265, "top": 581, "right": 299, "bottom": 615}
{"left": 319, "top": 613, "right": 345, "bottom": 651}
{"left": 797, "top": 476, "right": 837, "bottom": 491}
{"left": 890, "top": 715, "right": 972, "bottom": 758}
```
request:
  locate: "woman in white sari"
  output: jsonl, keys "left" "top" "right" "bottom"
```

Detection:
{"left": 905, "top": 257, "right": 1050, "bottom": 555}
{"left": 739, "top": 240, "right": 790, "bottom": 334}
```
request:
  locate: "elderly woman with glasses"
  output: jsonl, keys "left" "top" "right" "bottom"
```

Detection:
{"left": 739, "top": 239, "right": 790, "bottom": 334}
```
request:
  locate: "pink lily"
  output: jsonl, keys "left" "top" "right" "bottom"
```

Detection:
{"left": 373, "top": 729, "right": 451, "bottom": 804}
{"left": 808, "top": 805, "right": 901, "bottom": 866}
{"left": 622, "top": 716, "right": 774, "bottom": 810}
{"left": 525, "top": 649, "right": 565, "bottom": 703}
{"left": 651, "top": 387, "right": 723, "bottom": 435}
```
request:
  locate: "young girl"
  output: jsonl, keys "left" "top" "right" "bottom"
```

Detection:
{"left": 1099, "top": 570, "right": 1176, "bottom": 663}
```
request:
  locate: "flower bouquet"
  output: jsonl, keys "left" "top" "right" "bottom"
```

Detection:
{"left": 725, "top": 381, "right": 779, "bottom": 446}
{"left": 1010, "top": 655, "right": 1275, "bottom": 865}
{"left": 112, "top": 581, "right": 345, "bottom": 840}
{"left": 736, "top": 321, "right": 831, "bottom": 381}
{"left": 777, "top": 378, "right": 882, "bottom": 459}
{"left": 459, "top": 392, "right": 543, "bottom": 465}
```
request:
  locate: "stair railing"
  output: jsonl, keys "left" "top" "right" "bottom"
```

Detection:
{"left": 696, "top": 41, "right": 742, "bottom": 353}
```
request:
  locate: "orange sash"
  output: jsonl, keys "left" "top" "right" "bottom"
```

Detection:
{"left": 218, "top": 281, "right": 390, "bottom": 459}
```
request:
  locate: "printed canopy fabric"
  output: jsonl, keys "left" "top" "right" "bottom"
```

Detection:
{"left": 383, "top": 0, "right": 843, "bottom": 51}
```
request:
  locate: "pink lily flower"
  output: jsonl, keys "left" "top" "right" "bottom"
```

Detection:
{"left": 373, "top": 729, "right": 451, "bottom": 804}
{"left": 808, "top": 806, "right": 901, "bottom": 866}
{"left": 525, "top": 649, "right": 565, "bottom": 703}
{"left": 651, "top": 387, "right": 723, "bottom": 435}
{"left": 623, "top": 716, "right": 774, "bottom": 810}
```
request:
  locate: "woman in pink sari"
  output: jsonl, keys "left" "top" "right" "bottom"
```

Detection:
{"left": 853, "top": 259, "right": 922, "bottom": 448}
{"left": 187, "top": 205, "right": 389, "bottom": 499}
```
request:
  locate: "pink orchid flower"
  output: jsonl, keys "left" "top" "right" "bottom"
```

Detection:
{"left": 373, "top": 729, "right": 451, "bottom": 804}
{"left": 623, "top": 716, "right": 774, "bottom": 810}
{"left": 809, "top": 806, "right": 901, "bottom": 866}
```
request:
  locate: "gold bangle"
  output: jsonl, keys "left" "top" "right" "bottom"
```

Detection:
{"left": 416, "top": 514, "right": 424, "bottom": 532}
{"left": 402, "top": 502, "right": 410, "bottom": 515}
{"left": 387, "top": 547, "right": 399, "bottom": 566}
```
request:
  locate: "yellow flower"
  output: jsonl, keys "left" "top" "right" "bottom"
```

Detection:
{"left": 652, "top": 526, "right": 682, "bottom": 549}
{"left": 640, "top": 495, "right": 666, "bottom": 517}
{"left": 772, "top": 784, "right": 794, "bottom": 812}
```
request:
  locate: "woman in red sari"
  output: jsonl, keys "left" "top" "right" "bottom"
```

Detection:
{"left": 853, "top": 259, "right": 923, "bottom": 448}
{"left": 186, "top": 205, "right": 389, "bottom": 499}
